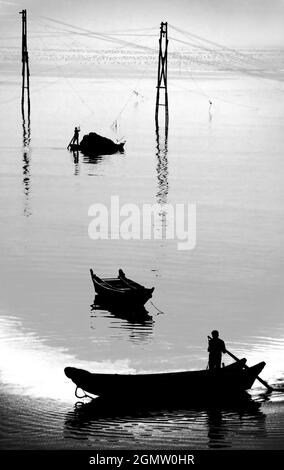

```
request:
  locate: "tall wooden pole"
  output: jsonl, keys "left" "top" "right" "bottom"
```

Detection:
{"left": 19, "top": 9, "right": 30, "bottom": 114}
{"left": 155, "top": 22, "right": 168, "bottom": 127}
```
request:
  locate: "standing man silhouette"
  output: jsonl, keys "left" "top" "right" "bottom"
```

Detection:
{"left": 208, "top": 330, "right": 226, "bottom": 370}
{"left": 68, "top": 126, "right": 80, "bottom": 149}
{"left": 72, "top": 126, "right": 80, "bottom": 146}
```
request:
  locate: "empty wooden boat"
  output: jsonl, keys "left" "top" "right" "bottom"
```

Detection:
{"left": 90, "top": 269, "right": 154, "bottom": 307}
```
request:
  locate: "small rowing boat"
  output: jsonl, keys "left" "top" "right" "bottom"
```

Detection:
{"left": 90, "top": 269, "right": 154, "bottom": 307}
{"left": 65, "top": 359, "right": 266, "bottom": 402}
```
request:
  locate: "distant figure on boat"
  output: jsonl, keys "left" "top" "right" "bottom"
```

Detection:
{"left": 67, "top": 126, "right": 80, "bottom": 150}
{"left": 73, "top": 127, "right": 80, "bottom": 145}
{"left": 208, "top": 100, "right": 213, "bottom": 122}
{"left": 208, "top": 330, "right": 226, "bottom": 370}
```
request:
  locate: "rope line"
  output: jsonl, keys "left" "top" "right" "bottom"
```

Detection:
{"left": 150, "top": 301, "right": 165, "bottom": 315}
{"left": 75, "top": 386, "right": 88, "bottom": 399}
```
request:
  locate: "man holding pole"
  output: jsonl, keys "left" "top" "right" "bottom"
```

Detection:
{"left": 67, "top": 126, "right": 80, "bottom": 150}
{"left": 207, "top": 330, "right": 226, "bottom": 370}
{"left": 206, "top": 331, "right": 273, "bottom": 391}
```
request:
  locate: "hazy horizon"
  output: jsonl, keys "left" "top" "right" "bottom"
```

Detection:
{"left": 0, "top": 0, "right": 284, "bottom": 49}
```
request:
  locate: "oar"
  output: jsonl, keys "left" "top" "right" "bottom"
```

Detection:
{"left": 207, "top": 336, "right": 274, "bottom": 392}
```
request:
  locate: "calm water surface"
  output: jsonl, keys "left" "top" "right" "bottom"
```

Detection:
{"left": 0, "top": 53, "right": 284, "bottom": 449}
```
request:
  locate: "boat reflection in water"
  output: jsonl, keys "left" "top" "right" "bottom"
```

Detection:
{"left": 91, "top": 297, "right": 153, "bottom": 325}
{"left": 63, "top": 393, "right": 266, "bottom": 449}
{"left": 70, "top": 150, "right": 105, "bottom": 176}
{"left": 81, "top": 153, "right": 104, "bottom": 165}
{"left": 90, "top": 297, "right": 154, "bottom": 343}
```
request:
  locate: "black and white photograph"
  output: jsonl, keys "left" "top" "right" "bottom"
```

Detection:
{"left": 0, "top": 0, "right": 284, "bottom": 465}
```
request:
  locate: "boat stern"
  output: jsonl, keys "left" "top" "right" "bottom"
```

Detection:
{"left": 242, "top": 361, "right": 266, "bottom": 390}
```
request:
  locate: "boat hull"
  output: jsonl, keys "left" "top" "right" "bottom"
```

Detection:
{"left": 80, "top": 132, "right": 124, "bottom": 156}
{"left": 65, "top": 360, "right": 266, "bottom": 402}
{"left": 90, "top": 269, "right": 154, "bottom": 307}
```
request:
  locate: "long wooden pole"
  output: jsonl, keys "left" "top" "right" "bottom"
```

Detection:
{"left": 207, "top": 336, "right": 273, "bottom": 392}
{"left": 20, "top": 9, "right": 30, "bottom": 113}
{"left": 21, "top": 10, "right": 25, "bottom": 108}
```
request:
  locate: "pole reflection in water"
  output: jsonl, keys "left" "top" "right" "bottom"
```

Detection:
{"left": 22, "top": 108, "right": 31, "bottom": 217}
{"left": 155, "top": 122, "right": 169, "bottom": 238}
{"left": 155, "top": 123, "right": 168, "bottom": 204}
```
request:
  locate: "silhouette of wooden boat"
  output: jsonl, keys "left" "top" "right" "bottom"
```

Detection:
{"left": 65, "top": 359, "right": 266, "bottom": 401}
{"left": 69, "top": 132, "right": 125, "bottom": 156}
{"left": 90, "top": 269, "right": 154, "bottom": 307}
